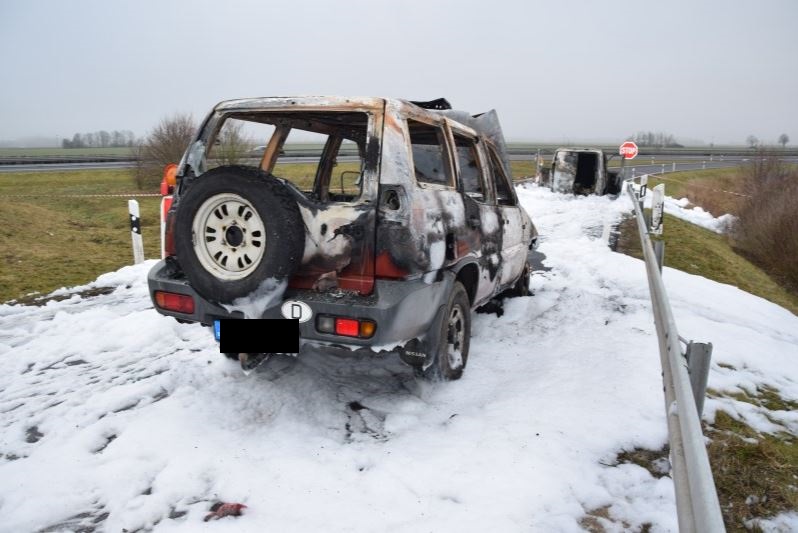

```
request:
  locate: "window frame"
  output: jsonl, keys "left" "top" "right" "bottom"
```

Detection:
{"left": 448, "top": 123, "right": 494, "bottom": 205}
{"left": 404, "top": 116, "right": 455, "bottom": 189}
{"left": 486, "top": 142, "right": 519, "bottom": 207}
{"left": 205, "top": 109, "right": 375, "bottom": 206}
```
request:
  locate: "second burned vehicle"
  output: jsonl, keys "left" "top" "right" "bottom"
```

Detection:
{"left": 148, "top": 96, "right": 538, "bottom": 380}
{"left": 549, "top": 147, "right": 624, "bottom": 196}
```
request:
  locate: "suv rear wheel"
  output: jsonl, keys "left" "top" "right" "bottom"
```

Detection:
{"left": 424, "top": 282, "right": 471, "bottom": 381}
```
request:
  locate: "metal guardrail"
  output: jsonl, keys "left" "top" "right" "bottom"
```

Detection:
{"left": 626, "top": 180, "right": 725, "bottom": 532}
{"left": 0, "top": 155, "right": 135, "bottom": 165}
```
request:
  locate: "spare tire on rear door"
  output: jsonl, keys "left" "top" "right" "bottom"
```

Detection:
{"left": 174, "top": 165, "right": 305, "bottom": 303}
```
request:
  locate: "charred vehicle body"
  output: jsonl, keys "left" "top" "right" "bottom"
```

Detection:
{"left": 148, "top": 96, "right": 538, "bottom": 380}
{"left": 550, "top": 147, "right": 624, "bottom": 195}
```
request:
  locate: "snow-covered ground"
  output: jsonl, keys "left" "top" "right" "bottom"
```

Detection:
{"left": 641, "top": 185, "right": 736, "bottom": 234}
{"left": 1, "top": 185, "right": 796, "bottom": 532}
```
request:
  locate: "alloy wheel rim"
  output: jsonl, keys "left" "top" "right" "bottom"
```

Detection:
{"left": 446, "top": 304, "right": 465, "bottom": 369}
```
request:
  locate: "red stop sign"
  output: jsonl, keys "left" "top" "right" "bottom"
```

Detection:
{"left": 620, "top": 141, "right": 638, "bottom": 160}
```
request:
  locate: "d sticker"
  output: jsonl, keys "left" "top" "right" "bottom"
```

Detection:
{"left": 280, "top": 300, "right": 313, "bottom": 323}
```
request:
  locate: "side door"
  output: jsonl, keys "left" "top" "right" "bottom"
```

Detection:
{"left": 486, "top": 143, "right": 526, "bottom": 287}
{"left": 448, "top": 123, "right": 501, "bottom": 304}
{"left": 551, "top": 150, "right": 577, "bottom": 193}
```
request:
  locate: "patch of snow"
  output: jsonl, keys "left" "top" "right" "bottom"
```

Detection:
{"left": 220, "top": 278, "right": 287, "bottom": 319}
{"left": 639, "top": 176, "right": 736, "bottom": 233}
{"left": 746, "top": 511, "right": 798, "bottom": 532}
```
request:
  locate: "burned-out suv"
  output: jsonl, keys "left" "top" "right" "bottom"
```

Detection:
{"left": 148, "top": 96, "right": 538, "bottom": 380}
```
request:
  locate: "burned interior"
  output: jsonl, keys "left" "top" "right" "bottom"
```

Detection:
{"left": 205, "top": 111, "right": 371, "bottom": 203}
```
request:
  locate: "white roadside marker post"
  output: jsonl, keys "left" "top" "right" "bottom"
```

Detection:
{"left": 651, "top": 184, "right": 665, "bottom": 271}
{"left": 128, "top": 199, "right": 145, "bottom": 264}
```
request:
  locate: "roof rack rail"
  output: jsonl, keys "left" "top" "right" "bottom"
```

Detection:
{"left": 410, "top": 98, "right": 452, "bottom": 110}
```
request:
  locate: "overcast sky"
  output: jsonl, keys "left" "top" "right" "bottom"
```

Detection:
{"left": 1, "top": 0, "right": 796, "bottom": 145}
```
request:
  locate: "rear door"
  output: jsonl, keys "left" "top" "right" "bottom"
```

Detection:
{"left": 486, "top": 144, "right": 525, "bottom": 286}
{"left": 449, "top": 125, "right": 502, "bottom": 304}
{"left": 551, "top": 150, "right": 578, "bottom": 193}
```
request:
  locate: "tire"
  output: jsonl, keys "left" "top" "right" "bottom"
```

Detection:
{"left": 507, "top": 262, "right": 531, "bottom": 298}
{"left": 424, "top": 282, "right": 471, "bottom": 381}
{"left": 174, "top": 166, "right": 305, "bottom": 303}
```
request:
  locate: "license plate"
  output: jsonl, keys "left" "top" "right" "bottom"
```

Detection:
{"left": 213, "top": 320, "right": 220, "bottom": 342}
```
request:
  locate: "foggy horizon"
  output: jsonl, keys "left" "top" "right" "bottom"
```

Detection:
{"left": 1, "top": 0, "right": 796, "bottom": 147}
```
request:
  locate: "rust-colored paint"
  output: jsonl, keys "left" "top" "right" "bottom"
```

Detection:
{"left": 260, "top": 125, "right": 290, "bottom": 173}
{"left": 375, "top": 251, "right": 408, "bottom": 279}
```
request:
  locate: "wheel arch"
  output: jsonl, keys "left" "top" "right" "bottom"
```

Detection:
{"left": 452, "top": 261, "right": 479, "bottom": 307}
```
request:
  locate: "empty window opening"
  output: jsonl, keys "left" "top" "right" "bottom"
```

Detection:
{"left": 206, "top": 111, "right": 368, "bottom": 202}
{"left": 488, "top": 145, "right": 517, "bottom": 206}
{"left": 454, "top": 134, "right": 486, "bottom": 201}
{"left": 408, "top": 119, "right": 451, "bottom": 186}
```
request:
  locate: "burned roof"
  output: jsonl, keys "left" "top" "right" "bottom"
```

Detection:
{"left": 211, "top": 95, "right": 511, "bottom": 175}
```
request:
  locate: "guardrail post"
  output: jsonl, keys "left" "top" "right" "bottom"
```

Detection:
{"left": 686, "top": 342, "right": 713, "bottom": 416}
{"left": 128, "top": 199, "right": 144, "bottom": 264}
{"left": 654, "top": 240, "right": 665, "bottom": 272}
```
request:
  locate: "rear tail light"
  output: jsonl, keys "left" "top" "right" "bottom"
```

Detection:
{"left": 335, "top": 318, "right": 359, "bottom": 337}
{"left": 154, "top": 291, "right": 195, "bottom": 314}
{"left": 316, "top": 314, "right": 376, "bottom": 339}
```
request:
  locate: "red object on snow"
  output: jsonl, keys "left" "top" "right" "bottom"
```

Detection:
{"left": 203, "top": 502, "right": 247, "bottom": 522}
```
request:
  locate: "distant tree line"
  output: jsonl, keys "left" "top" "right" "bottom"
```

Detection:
{"left": 631, "top": 131, "right": 683, "bottom": 148}
{"left": 62, "top": 130, "right": 137, "bottom": 149}
{"left": 745, "top": 133, "right": 790, "bottom": 149}
{"left": 746, "top": 134, "right": 790, "bottom": 148}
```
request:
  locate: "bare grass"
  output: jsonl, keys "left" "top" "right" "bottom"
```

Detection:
{"left": 0, "top": 169, "right": 160, "bottom": 302}
{"left": 647, "top": 167, "right": 746, "bottom": 216}
{"left": 704, "top": 396, "right": 798, "bottom": 531}
{"left": 615, "top": 213, "right": 798, "bottom": 315}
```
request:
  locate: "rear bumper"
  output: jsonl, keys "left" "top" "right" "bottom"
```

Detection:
{"left": 147, "top": 260, "right": 452, "bottom": 352}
